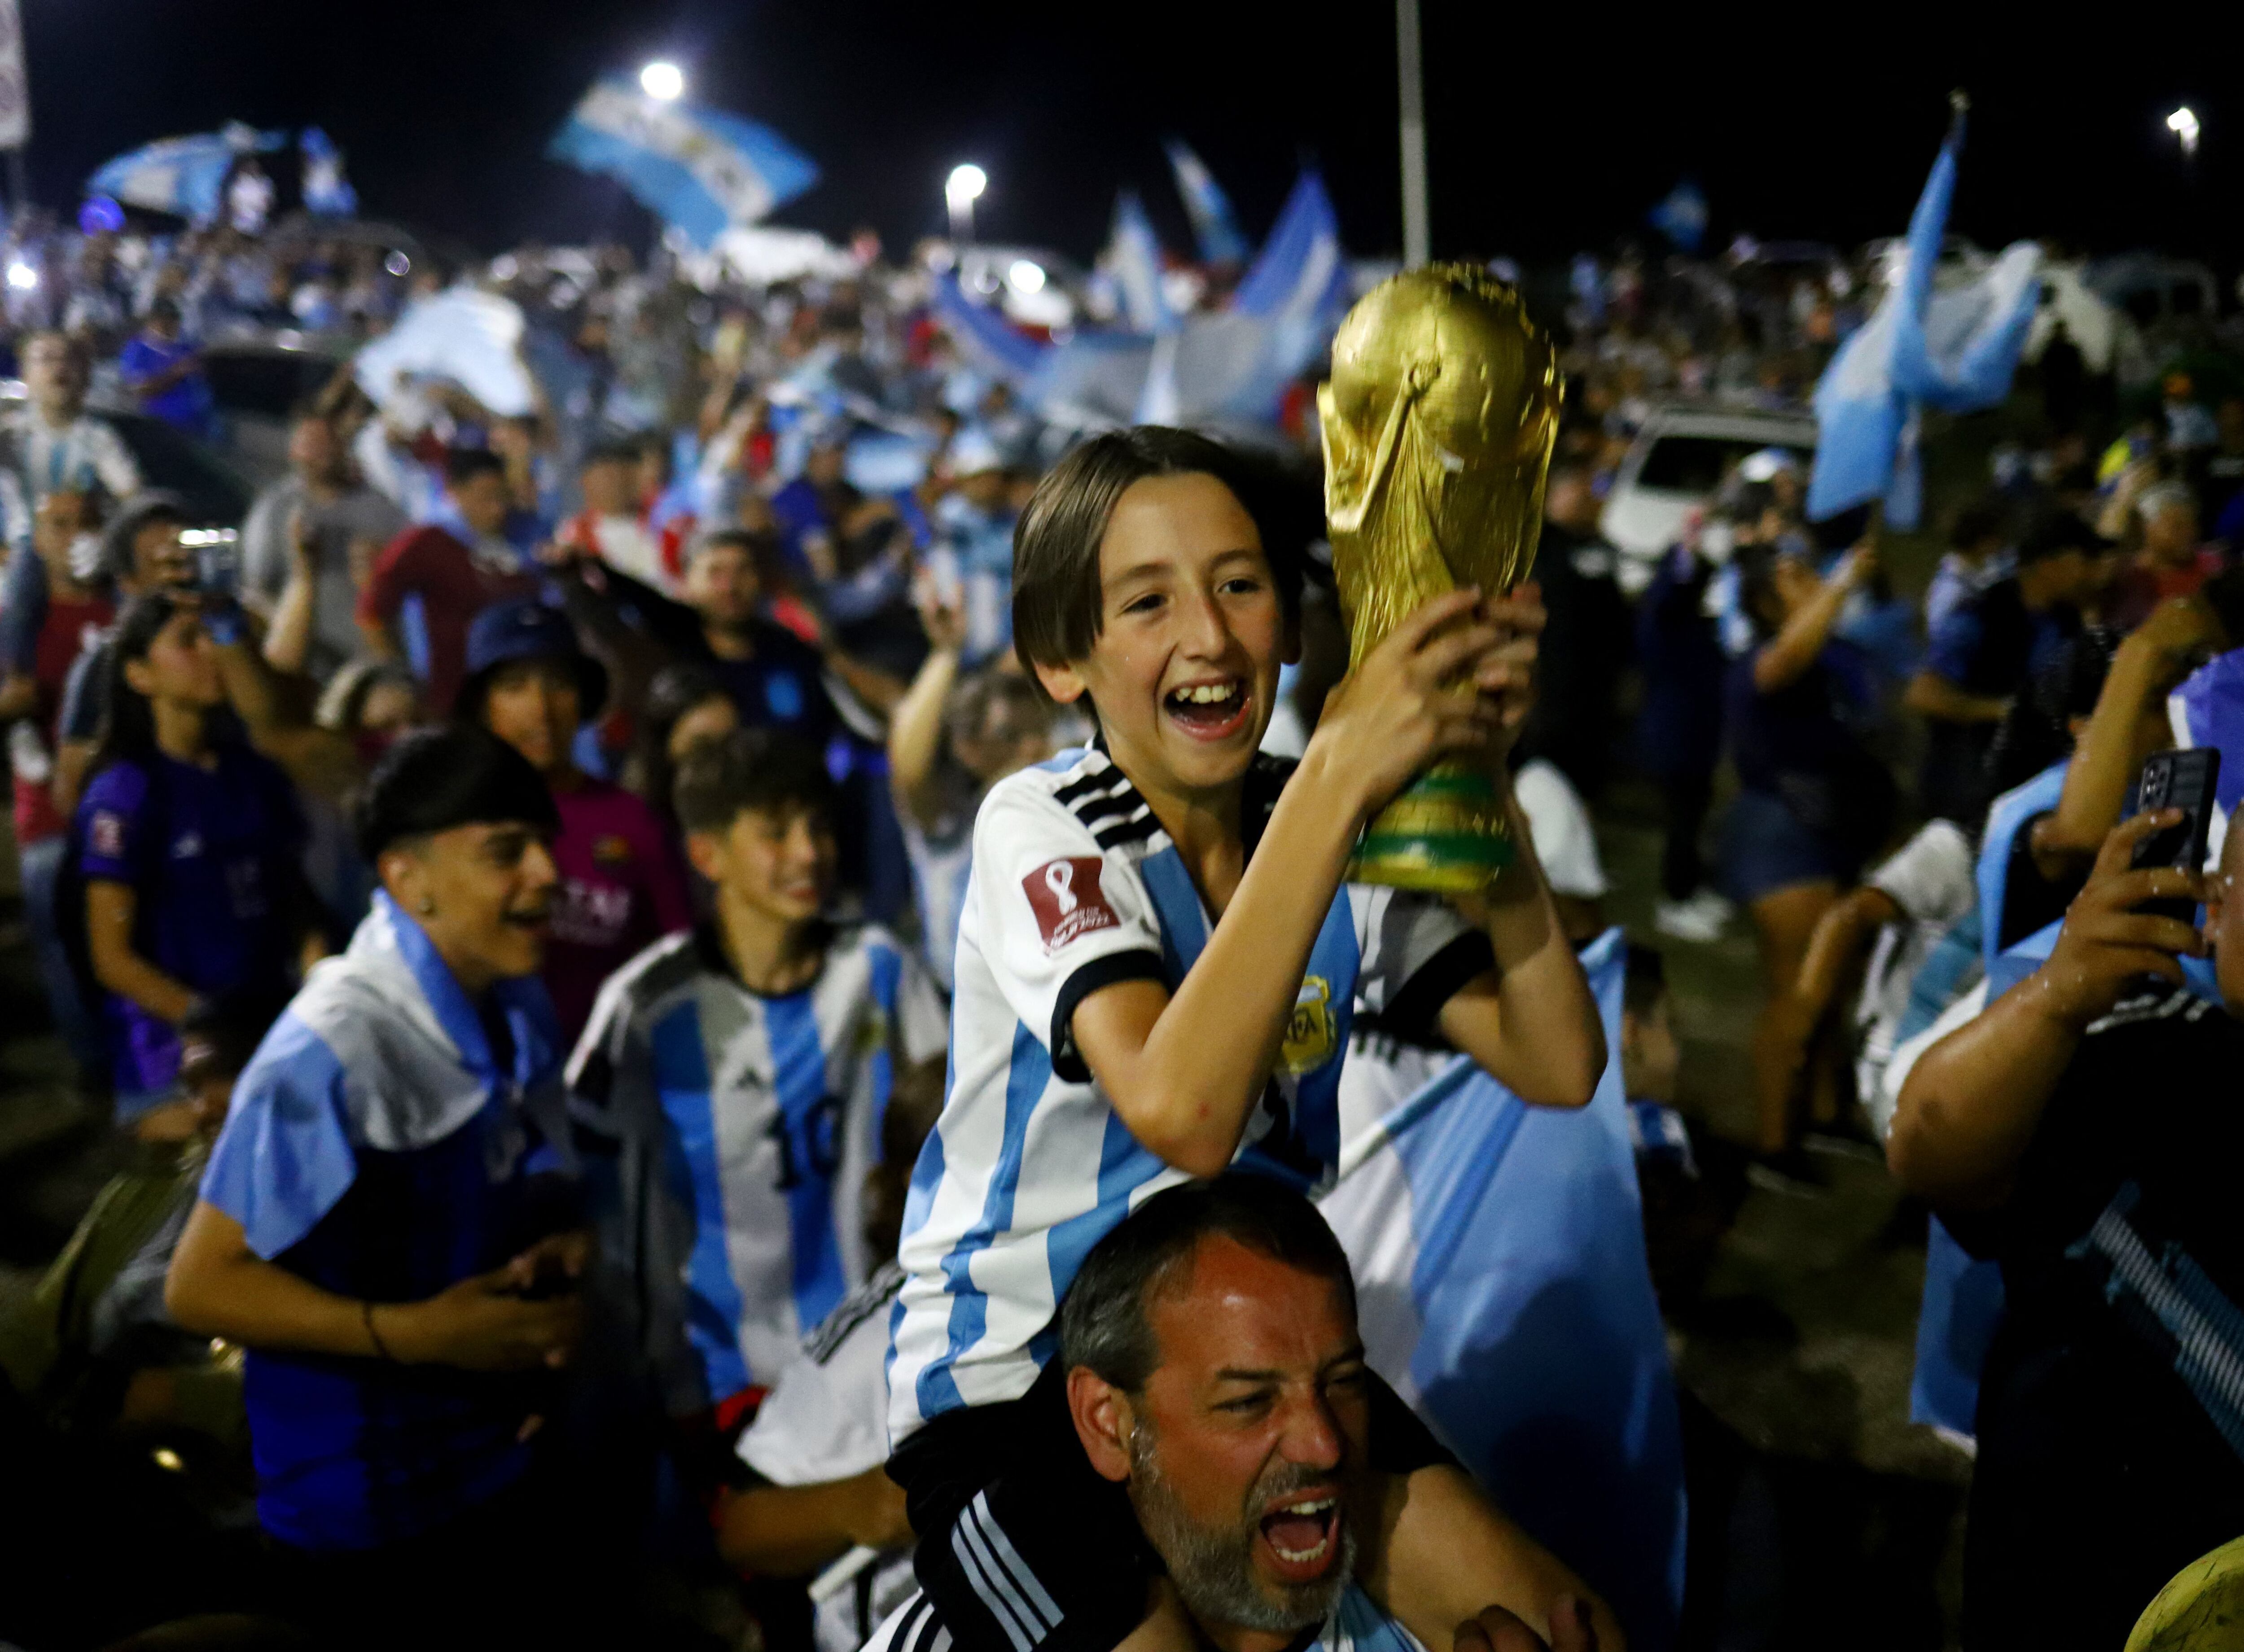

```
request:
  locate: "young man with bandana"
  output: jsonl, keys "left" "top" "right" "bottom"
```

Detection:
{"left": 164, "top": 726, "right": 593, "bottom": 1649}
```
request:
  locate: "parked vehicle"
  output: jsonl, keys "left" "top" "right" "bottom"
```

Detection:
{"left": 1600, "top": 403, "right": 1818, "bottom": 592}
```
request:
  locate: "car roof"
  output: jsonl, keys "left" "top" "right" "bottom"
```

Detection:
{"left": 1634, "top": 403, "right": 1818, "bottom": 445}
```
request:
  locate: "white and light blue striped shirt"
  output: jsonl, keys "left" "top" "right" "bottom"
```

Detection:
{"left": 887, "top": 747, "right": 1489, "bottom": 1444}
{"left": 570, "top": 922, "right": 947, "bottom": 1415}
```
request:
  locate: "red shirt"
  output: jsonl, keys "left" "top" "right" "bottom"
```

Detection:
{"left": 542, "top": 778, "right": 694, "bottom": 1047}
{"left": 356, "top": 525, "right": 538, "bottom": 714}
{"left": 13, "top": 589, "right": 113, "bottom": 845}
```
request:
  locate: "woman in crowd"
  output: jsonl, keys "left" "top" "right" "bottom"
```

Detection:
{"left": 75, "top": 593, "right": 316, "bottom": 1117}
{"left": 1721, "top": 536, "right": 1891, "bottom": 1189}
{"left": 458, "top": 597, "right": 692, "bottom": 1046}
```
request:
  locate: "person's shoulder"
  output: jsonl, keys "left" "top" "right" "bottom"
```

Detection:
{"left": 79, "top": 755, "right": 153, "bottom": 816}
{"left": 751, "top": 616, "right": 823, "bottom": 665}
{"left": 600, "top": 927, "right": 710, "bottom": 1021}
{"left": 802, "top": 1258, "right": 907, "bottom": 1367}
{"left": 975, "top": 745, "right": 1151, "bottom": 849}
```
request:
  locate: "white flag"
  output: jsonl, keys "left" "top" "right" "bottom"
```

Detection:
{"left": 0, "top": 0, "right": 30, "bottom": 151}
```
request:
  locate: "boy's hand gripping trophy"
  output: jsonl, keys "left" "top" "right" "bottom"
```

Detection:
{"left": 1318, "top": 264, "right": 1562, "bottom": 892}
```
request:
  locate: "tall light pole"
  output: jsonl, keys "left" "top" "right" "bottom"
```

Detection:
{"left": 1396, "top": 0, "right": 1429, "bottom": 267}
{"left": 946, "top": 163, "right": 986, "bottom": 244}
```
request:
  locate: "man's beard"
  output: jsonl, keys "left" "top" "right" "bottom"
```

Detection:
{"left": 1127, "top": 1424, "right": 1356, "bottom": 1636}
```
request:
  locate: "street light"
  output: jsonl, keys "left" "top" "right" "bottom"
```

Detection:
{"left": 5, "top": 259, "right": 37, "bottom": 292}
{"left": 640, "top": 60, "right": 685, "bottom": 102}
{"left": 2169, "top": 105, "right": 2201, "bottom": 159}
{"left": 946, "top": 163, "right": 987, "bottom": 243}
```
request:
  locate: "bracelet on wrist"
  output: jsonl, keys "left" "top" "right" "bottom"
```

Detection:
{"left": 363, "top": 1299, "right": 398, "bottom": 1363}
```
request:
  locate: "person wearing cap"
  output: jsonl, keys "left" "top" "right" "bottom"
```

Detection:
{"left": 460, "top": 598, "right": 692, "bottom": 1048}
{"left": 164, "top": 725, "right": 593, "bottom": 1646}
{"left": 924, "top": 424, "right": 1018, "bottom": 670}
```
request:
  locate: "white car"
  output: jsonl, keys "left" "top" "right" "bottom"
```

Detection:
{"left": 1600, "top": 405, "right": 1818, "bottom": 594}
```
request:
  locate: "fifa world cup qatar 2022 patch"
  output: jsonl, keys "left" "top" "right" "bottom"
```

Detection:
{"left": 1023, "top": 857, "right": 1118, "bottom": 951}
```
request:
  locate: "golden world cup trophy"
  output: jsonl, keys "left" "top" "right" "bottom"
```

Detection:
{"left": 1318, "top": 263, "right": 1562, "bottom": 893}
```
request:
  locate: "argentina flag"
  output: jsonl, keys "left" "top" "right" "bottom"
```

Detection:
{"left": 549, "top": 76, "right": 818, "bottom": 249}
{"left": 88, "top": 123, "right": 282, "bottom": 224}
{"left": 1808, "top": 104, "right": 2041, "bottom": 528}
{"left": 1319, "top": 930, "right": 1687, "bottom": 1652}
{"left": 300, "top": 127, "right": 358, "bottom": 218}
{"left": 1164, "top": 139, "right": 1251, "bottom": 267}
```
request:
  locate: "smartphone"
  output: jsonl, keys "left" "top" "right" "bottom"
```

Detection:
{"left": 2130, "top": 748, "right": 2222, "bottom": 922}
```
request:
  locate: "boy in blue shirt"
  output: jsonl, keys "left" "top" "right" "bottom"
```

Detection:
{"left": 164, "top": 727, "right": 593, "bottom": 1649}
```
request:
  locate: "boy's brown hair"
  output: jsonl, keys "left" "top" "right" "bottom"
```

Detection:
{"left": 1010, "top": 426, "right": 1300, "bottom": 697}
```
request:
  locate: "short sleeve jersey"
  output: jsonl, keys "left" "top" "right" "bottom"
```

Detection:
{"left": 570, "top": 923, "right": 947, "bottom": 1415}
{"left": 77, "top": 744, "right": 306, "bottom": 1093}
{"left": 887, "top": 747, "right": 1490, "bottom": 1443}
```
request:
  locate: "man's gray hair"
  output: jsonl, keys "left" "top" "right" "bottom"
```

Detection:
{"left": 1058, "top": 1177, "right": 1357, "bottom": 1395}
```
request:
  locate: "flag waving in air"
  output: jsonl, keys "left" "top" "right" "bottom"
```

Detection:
{"left": 1808, "top": 97, "right": 2042, "bottom": 528}
{"left": 549, "top": 76, "right": 819, "bottom": 250}
{"left": 1164, "top": 140, "right": 1250, "bottom": 267}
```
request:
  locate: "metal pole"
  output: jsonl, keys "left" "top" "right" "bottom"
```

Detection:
{"left": 1396, "top": 0, "right": 1429, "bottom": 266}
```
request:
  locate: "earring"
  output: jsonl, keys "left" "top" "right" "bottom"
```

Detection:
{"left": 418, "top": 897, "right": 435, "bottom": 916}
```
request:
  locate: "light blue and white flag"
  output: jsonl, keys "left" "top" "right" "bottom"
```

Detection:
{"left": 1318, "top": 930, "right": 1687, "bottom": 1652}
{"left": 1165, "top": 139, "right": 1250, "bottom": 267}
{"left": 300, "top": 127, "right": 357, "bottom": 218}
{"left": 548, "top": 76, "right": 818, "bottom": 250}
{"left": 1103, "top": 189, "right": 1176, "bottom": 336}
{"left": 1808, "top": 110, "right": 2041, "bottom": 528}
{"left": 88, "top": 123, "right": 280, "bottom": 225}
{"left": 1647, "top": 180, "right": 1708, "bottom": 253}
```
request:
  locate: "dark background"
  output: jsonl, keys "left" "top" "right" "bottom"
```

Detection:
{"left": 18, "top": 1, "right": 2240, "bottom": 270}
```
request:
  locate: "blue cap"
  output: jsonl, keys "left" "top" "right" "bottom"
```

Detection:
{"left": 457, "top": 598, "right": 608, "bottom": 721}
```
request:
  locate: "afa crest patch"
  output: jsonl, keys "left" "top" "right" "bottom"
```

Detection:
{"left": 1280, "top": 977, "right": 1338, "bottom": 1075}
{"left": 592, "top": 834, "right": 634, "bottom": 867}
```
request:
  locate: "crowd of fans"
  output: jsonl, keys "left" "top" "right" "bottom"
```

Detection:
{"left": 0, "top": 193, "right": 2242, "bottom": 1652}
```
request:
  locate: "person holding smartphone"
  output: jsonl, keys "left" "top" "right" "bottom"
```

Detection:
{"left": 1890, "top": 801, "right": 2244, "bottom": 1652}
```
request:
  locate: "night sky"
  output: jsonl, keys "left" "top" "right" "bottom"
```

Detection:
{"left": 18, "top": 1, "right": 2239, "bottom": 273}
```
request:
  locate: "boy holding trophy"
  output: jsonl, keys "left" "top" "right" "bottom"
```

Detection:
{"left": 887, "top": 268, "right": 1612, "bottom": 1652}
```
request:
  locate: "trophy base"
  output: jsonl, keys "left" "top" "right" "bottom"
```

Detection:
{"left": 1347, "top": 764, "right": 1514, "bottom": 894}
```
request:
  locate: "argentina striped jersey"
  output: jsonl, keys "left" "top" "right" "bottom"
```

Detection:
{"left": 570, "top": 922, "right": 947, "bottom": 1415}
{"left": 886, "top": 746, "right": 1493, "bottom": 1443}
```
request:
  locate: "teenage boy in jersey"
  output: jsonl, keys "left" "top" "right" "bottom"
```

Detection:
{"left": 887, "top": 428, "right": 1606, "bottom": 1652}
{"left": 164, "top": 726, "right": 593, "bottom": 1650}
{"left": 570, "top": 726, "right": 946, "bottom": 1477}
{"left": 870, "top": 1180, "right": 1608, "bottom": 1652}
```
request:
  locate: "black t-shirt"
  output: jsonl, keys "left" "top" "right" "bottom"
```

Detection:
{"left": 1964, "top": 992, "right": 2244, "bottom": 1651}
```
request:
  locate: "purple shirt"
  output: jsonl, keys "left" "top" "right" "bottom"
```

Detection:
{"left": 77, "top": 743, "right": 304, "bottom": 1093}
{"left": 542, "top": 778, "right": 693, "bottom": 1048}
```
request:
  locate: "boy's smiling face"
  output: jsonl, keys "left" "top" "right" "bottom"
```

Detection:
{"left": 1034, "top": 473, "right": 1295, "bottom": 802}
